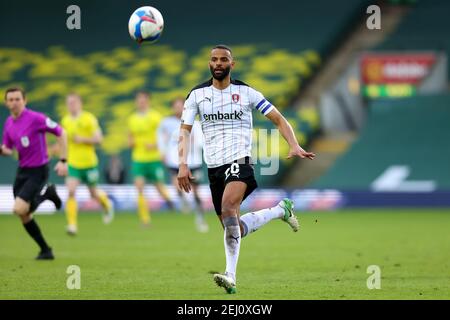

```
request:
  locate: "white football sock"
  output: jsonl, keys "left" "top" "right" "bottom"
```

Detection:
{"left": 223, "top": 216, "right": 241, "bottom": 283}
{"left": 240, "top": 205, "right": 284, "bottom": 237}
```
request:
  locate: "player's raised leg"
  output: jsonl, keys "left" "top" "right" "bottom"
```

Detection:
{"left": 89, "top": 186, "right": 114, "bottom": 224}
{"left": 155, "top": 182, "right": 175, "bottom": 210}
{"left": 82, "top": 166, "right": 114, "bottom": 224}
{"left": 240, "top": 198, "right": 299, "bottom": 236}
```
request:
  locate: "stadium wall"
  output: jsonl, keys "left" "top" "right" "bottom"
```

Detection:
{"left": 2, "top": 185, "right": 449, "bottom": 214}
{"left": 314, "top": 94, "right": 450, "bottom": 190}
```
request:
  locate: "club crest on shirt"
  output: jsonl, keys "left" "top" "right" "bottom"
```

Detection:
{"left": 21, "top": 136, "right": 30, "bottom": 148}
{"left": 46, "top": 117, "right": 57, "bottom": 129}
{"left": 232, "top": 94, "right": 240, "bottom": 103}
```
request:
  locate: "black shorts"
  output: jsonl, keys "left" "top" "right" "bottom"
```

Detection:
{"left": 169, "top": 166, "right": 203, "bottom": 184}
{"left": 208, "top": 157, "right": 258, "bottom": 216}
{"left": 13, "top": 164, "right": 49, "bottom": 203}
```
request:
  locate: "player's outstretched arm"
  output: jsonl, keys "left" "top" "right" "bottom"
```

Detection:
{"left": 54, "top": 129, "right": 68, "bottom": 176}
{"left": 177, "top": 124, "right": 194, "bottom": 193}
{"left": 0, "top": 144, "right": 13, "bottom": 156}
{"left": 266, "top": 108, "right": 315, "bottom": 160}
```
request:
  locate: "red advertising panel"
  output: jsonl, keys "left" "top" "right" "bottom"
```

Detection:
{"left": 361, "top": 53, "right": 436, "bottom": 84}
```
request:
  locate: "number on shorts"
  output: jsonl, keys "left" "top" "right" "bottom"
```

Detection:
{"left": 225, "top": 163, "right": 240, "bottom": 180}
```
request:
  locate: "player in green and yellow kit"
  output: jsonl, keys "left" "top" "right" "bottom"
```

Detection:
{"left": 62, "top": 93, "right": 114, "bottom": 235}
{"left": 128, "top": 91, "right": 174, "bottom": 226}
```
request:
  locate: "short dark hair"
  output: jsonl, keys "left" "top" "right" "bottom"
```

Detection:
{"left": 212, "top": 44, "right": 233, "bottom": 56}
{"left": 4, "top": 87, "right": 26, "bottom": 100}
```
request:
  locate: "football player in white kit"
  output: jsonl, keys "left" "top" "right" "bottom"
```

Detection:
{"left": 158, "top": 97, "right": 209, "bottom": 233}
{"left": 178, "top": 45, "right": 315, "bottom": 294}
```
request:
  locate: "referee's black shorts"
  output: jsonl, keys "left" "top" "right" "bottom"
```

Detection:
{"left": 13, "top": 164, "right": 49, "bottom": 203}
{"left": 208, "top": 157, "right": 258, "bottom": 216}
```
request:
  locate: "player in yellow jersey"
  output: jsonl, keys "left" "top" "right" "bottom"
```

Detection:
{"left": 62, "top": 93, "right": 114, "bottom": 235}
{"left": 128, "top": 91, "right": 174, "bottom": 226}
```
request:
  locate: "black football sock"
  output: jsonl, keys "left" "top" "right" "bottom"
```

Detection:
{"left": 23, "top": 218, "right": 50, "bottom": 252}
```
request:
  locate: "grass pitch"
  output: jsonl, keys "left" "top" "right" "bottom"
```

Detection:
{"left": 0, "top": 209, "right": 449, "bottom": 299}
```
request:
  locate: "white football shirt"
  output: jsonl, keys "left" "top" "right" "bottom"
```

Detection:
{"left": 181, "top": 79, "right": 275, "bottom": 168}
{"left": 158, "top": 116, "right": 204, "bottom": 169}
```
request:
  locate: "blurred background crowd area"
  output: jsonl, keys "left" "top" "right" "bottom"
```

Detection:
{"left": 0, "top": 0, "right": 449, "bottom": 195}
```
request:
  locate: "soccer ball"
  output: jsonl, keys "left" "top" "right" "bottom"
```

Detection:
{"left": 128, "top": 6, "right": 164, "bottom": 44}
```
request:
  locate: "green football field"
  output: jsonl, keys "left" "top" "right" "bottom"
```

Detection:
{"left": 0, "top": 209, "right": 449, "bottom": 300}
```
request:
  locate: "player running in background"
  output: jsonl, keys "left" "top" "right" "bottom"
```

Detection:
{"left": 0, "top": 87, "right": 68, "bottom": 260}
{"left": 158, "top": 97, "right": 208, "bottom": 233}
{"left": 128, "top": 91, "right": 174, "bottom": 226}
{"left": 61, "top": 93, "right": 114, "bottom": 236}
{"left": 178, "top": 45, "right": 315, "bottom": 293}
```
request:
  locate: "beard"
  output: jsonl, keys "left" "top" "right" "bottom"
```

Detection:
{"left": 210, "top": 65, "right": 231, "bottom": 81}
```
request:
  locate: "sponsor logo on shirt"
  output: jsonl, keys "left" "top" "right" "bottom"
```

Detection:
{"left": 203, "top": 110, "right": 243, "bottom": 122}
